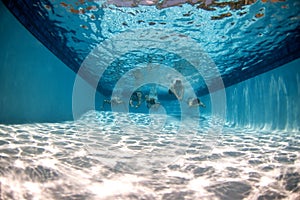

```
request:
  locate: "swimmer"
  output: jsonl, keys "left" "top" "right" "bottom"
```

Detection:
{"left": 130, "top": 91, "right": 143, "bottom": 108}
{"left": 187, "top": 97, "right": 206, "bottom": 108}
{"left": 102, "top": 96, "right": 124, "bottom": 108}
{"left": 145, "top": 95, "right": 160, "bottom": 109}
{"left": 169, "top": 79, "right": 184, "bottom": 100}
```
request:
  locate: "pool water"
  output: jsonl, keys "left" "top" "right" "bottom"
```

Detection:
{"left": 0, "top": 111, "right": 299, "bottom": 199}
{"left": 0, "top": 0, "right": 300, "bottom": 199}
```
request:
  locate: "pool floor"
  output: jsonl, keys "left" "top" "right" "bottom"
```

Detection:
{"left": 0, "top": 111, "right": 299, "bottom": 199}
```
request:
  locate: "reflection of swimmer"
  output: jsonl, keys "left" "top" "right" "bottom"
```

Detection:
{"left": 145, "top": 95, "right": 160, "bottom": 109}
{"left": 105, "top": 0, "right": 200, "bottom": 9}
{"left": 169, "top": 79, "right": 184, "bottom": 100}
{"left": 105, "top": 0, "right": 255, "bottom": 9}
{"left": 102, "top": 96, "right": 124, "bottom": 108}
{"left": 187, "top": 97, "right": 206, "bottom": 108}
{"left": 130, "top": 91, "right": 143, "bottom": 108}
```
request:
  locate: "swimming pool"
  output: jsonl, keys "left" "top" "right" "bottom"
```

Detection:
{"left": 0, "top": 0, "right": 299, "bottom": 199}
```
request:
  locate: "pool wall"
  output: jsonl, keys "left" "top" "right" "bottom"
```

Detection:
{"left": 0, "top": 1, "right": 97, "bottom": 123}
{"left": 224, "top": 59, "right": 300, "bottom": 131}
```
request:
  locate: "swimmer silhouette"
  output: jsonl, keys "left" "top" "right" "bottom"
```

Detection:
{"left": 169, "top": 79, "right": 184, "bottom": 100}
{"left": 145, "top": 95, "right": 160, "bottom": 109}
{"left": 187, "top": 97, "right": 206, "bottom": 108}
{"left": 130, "top": 91, "right": 143, "bottom": 108}
{"left": 102, "top": 96, "right": 124, "bottom": 109}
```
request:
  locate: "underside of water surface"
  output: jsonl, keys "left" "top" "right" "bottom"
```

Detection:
{"left": 2, "top": 0, "right": 300, "bottom": 96}
{"left": 0, "top": 0, "right": 300, "bottom": 199}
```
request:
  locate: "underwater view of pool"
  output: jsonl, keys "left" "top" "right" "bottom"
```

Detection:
{"left": 0, "top": 0, "right": 299, "bottom": 199}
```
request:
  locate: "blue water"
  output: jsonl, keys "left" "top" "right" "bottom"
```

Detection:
{"left": 0, "top": 0, "right": 300, "bottom": 199}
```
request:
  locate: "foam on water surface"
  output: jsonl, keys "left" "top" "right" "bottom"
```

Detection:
{"left": 0, "top": 111, "right": 299, "bottom": 199}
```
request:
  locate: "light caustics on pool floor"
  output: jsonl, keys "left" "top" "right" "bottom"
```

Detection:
{"left": 0, "top": 111, "right": 299, "bottom": 200}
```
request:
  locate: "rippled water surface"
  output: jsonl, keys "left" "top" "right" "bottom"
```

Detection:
{"left": 0, "top": 111, "right": 299, "bottom": 199}
{"left": 3, "top": 0, "right": 300, "bottom": 95}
